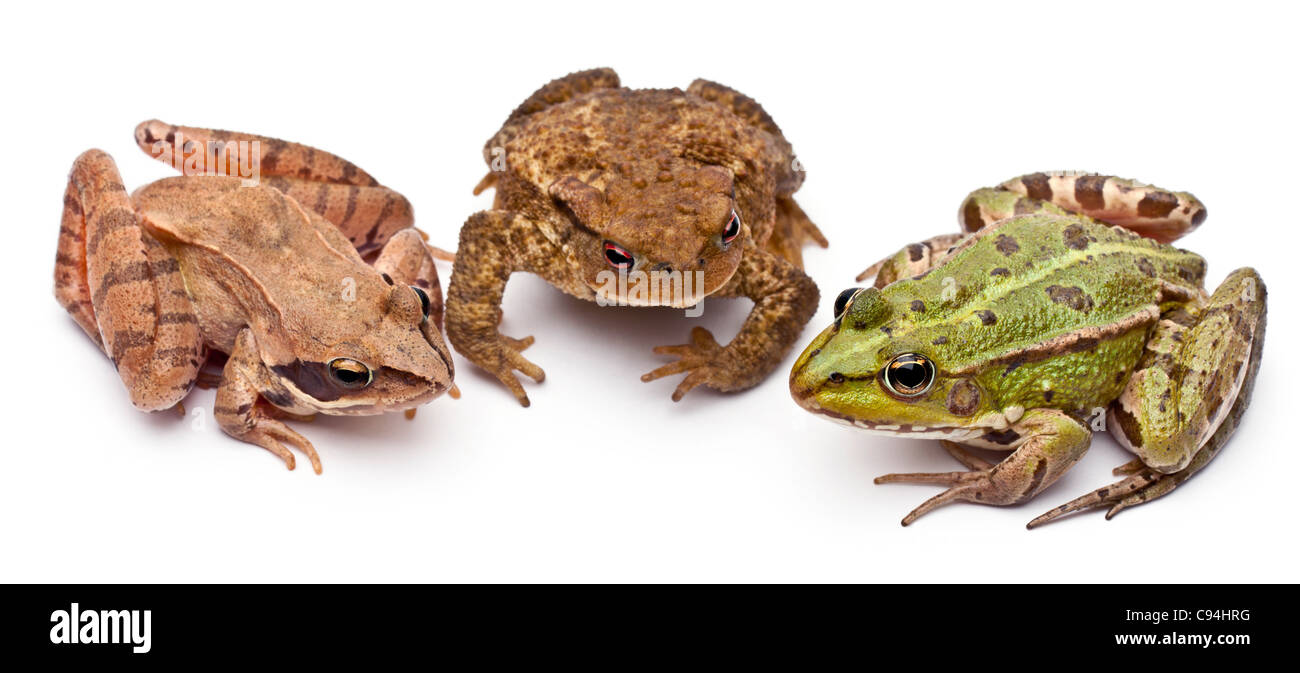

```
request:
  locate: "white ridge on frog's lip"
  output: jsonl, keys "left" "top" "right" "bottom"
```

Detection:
{"left": 797, "top": 397, "right": 986, "bottom": 441}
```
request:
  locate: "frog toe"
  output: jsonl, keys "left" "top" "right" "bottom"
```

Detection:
{"left": 243, "top": 419, "right": 323, "bottom": 475}
{"left": 1025, "top": 468, "right": 1162, "bottom": 529}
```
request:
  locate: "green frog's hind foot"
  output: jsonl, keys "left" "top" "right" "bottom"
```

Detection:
{"left": 962, "top": 173, "right": 1207, "bottom": 243}
{"left": 1028, "top": 268, "right": 1267, "bottom": 528}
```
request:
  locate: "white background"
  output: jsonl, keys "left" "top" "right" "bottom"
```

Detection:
{"left": 2, "top": 1, "right": 1296, "bottom": 583}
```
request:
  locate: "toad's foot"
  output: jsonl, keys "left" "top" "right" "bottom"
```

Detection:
{"left": 641, "top": 326, "right": 740, "bottom": 402}
{"left": 470, "top": 333, "right": 545, "bottom": 407}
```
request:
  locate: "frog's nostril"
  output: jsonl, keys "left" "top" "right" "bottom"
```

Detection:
{"left": 828, "top": 372, "right": 846, "bottom": 385}
{"left": 652, "top": 262, "right": 672, "bottom": 273}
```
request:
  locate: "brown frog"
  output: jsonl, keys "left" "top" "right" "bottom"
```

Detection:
{"left": 54, "top": 123, "right": 455, "bottom": 472}
{"left": 448, "top": 68, "right": 826, "bottom": 406}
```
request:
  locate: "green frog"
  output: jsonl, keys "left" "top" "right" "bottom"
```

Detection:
{"left": 789, "top": 173, "right": 1267, "bottom": 527}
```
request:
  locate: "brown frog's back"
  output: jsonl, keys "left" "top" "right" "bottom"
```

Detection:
{"left": 132, "top": 176, "right": 379, "bottom": 351}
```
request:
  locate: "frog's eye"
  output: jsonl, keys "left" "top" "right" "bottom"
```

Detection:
{"left": 604, "top": 242, "right": 634, "bottom": 269}
{"left": 328, "top": 358, "right": 373, "bottom": 390}
{"left": 834, "top": 287, "right": 864, "bottom": 319}
{"left": 722, "top": 209, "right": 741, "bottom": 244}
{"left": 411, "top": 286, "right": 431, "bottom": 321}
{"left": 882, "top": 353, "right": 936, "bottom": 398}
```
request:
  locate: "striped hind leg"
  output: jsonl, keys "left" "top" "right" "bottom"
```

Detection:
{"left": 1028, "top": 268, "right": 1267, "bottom": 527}
{"left": 60, "top": 150, "right": 204, "bottom": 411}
{"left": 133, "top": 120, "right": 415, "bottom": 257}
{"left": 960, "top": 173, "right": 1207, "bottom": 243}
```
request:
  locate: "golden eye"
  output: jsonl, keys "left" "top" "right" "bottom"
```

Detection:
{"left": 882, "top": 353, "right": 935, "bottom": 398}
{"left": 328, "top": 358, "right": 372, "bottom": 390}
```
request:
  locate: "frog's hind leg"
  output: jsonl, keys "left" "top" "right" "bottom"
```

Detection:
{"left": 58, "top": 150, "right": 204, "bottom": 411}
{"left": 134, "top": 120, "right": 415, "bottom": 257}
{"left": 970, "top": 173, "right": 1207, "bottom": 243}
{"left": 855, "top": 233, "right": 966, "bottom": 288}
{"left": 1028, "top": 268, "right": 1267, "bottom": 528}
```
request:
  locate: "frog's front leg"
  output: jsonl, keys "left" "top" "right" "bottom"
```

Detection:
{"left": 875, "top": 409, "right": 1091, "bottom": 525}
{"left": 1029, "top": 268, "right": 1267, "bottom": 527}
{"left": 642, "top": 249, "right": 819, "bottom": 401}
{"left": 215, "top": 329, "right": 322, "bottom": 474}
{"left": 55, "top": 150, "right": 204, "bottom": 411}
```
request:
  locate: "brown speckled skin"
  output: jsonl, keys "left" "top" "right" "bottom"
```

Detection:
{"left": 449, "top": 68, "right": 826, "bottom": 405}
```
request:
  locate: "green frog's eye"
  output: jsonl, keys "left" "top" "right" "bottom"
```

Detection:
{"left": 834, "top": 287, "right": 864, "bottom": 319}
{"left": 411, "top": 286, "right": 431, "bottom": 320}
{"left": 883, "top": 353, "right": 935, "bottom": 398}
{"left": 328, "top": 358, "right": 373, "bottom": 390}
{"left": 722, "top": 209, "right": 741, "bottom": 244}
{"left": 604, "top": 241, "right": 634, "bottom": 269}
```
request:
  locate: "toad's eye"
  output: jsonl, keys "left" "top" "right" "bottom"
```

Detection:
{"left": 834, "top": 287, "right": 863, "bottom": 319}
{"left": 882, "top": 353, "right": 936, "bottom": 398}
{"left": 722, "top": 209, "right": 741, "bottom": 243}
{"left": 604, "top": 242, "right": 634, "bottom": 269}
{"left": 411, "top": 286, "right": 431, "bottom": 321}
{"left": 328, "top": 358, "right": 373, "bottom": 390}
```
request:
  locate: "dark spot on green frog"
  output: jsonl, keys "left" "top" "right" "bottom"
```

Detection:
{"left": 1046, "top": 284, "right": 1095, "bottom": 313}
{"left": 990, "top": 267, "right": 1010, "bottom": 277}
{"left": 1137, "top": 257, "right": 1157, "bottom": 278}
{"left": 1192, "top": 207, "right": 1208, "bottom": 227}
{"left": 1021, "top": 172, "right": 1052, "bottom": 201}
{"left": 1137, "top": 191, "right": 1179, "bottom": 218}
{"left": 1074, "top": 175, "right": 1107, "bottom": 210}
{"left": 1062, "top": 223, "right": 1093, "bottom": 250}
{"left": 961, "top": 198, "right": 984, "bottom": 232}
{"left": 995, "top": 234, "right": 1020, "bottom": 256}
{"left": 932, "top": 336, "right": 948, "bottom": 345}
{"left": 976, "top": 310, "right": 997, "bottom": 326}
{"left": 907, "top": 243, "right": 925, "bottom": 262}
{"left": 910, "top": 300, "right": 925, "bottom": 312}
{"left": 1043, "top": 390, "right": 1055, "bottom": 402}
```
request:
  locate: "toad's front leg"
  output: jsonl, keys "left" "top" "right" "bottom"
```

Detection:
{"left": 643, "top": 249, "right": 819, "bottom": 401}
{"left": 215, "top": 329, "right": 322, "bottom": 473}
{"left": 875, "top": 409, "right": 1091, "bottom": 525}
{"left": 446, "top": 211, "right": 568, "bottom": 407}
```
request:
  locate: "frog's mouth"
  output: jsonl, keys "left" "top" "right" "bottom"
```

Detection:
{"left": 793, "top": 393, "right": 985, "bottom": 441}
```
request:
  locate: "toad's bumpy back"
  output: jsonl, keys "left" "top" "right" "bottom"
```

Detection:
{"left": 447, "top": 68, "right": 824, "bottom": 406}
